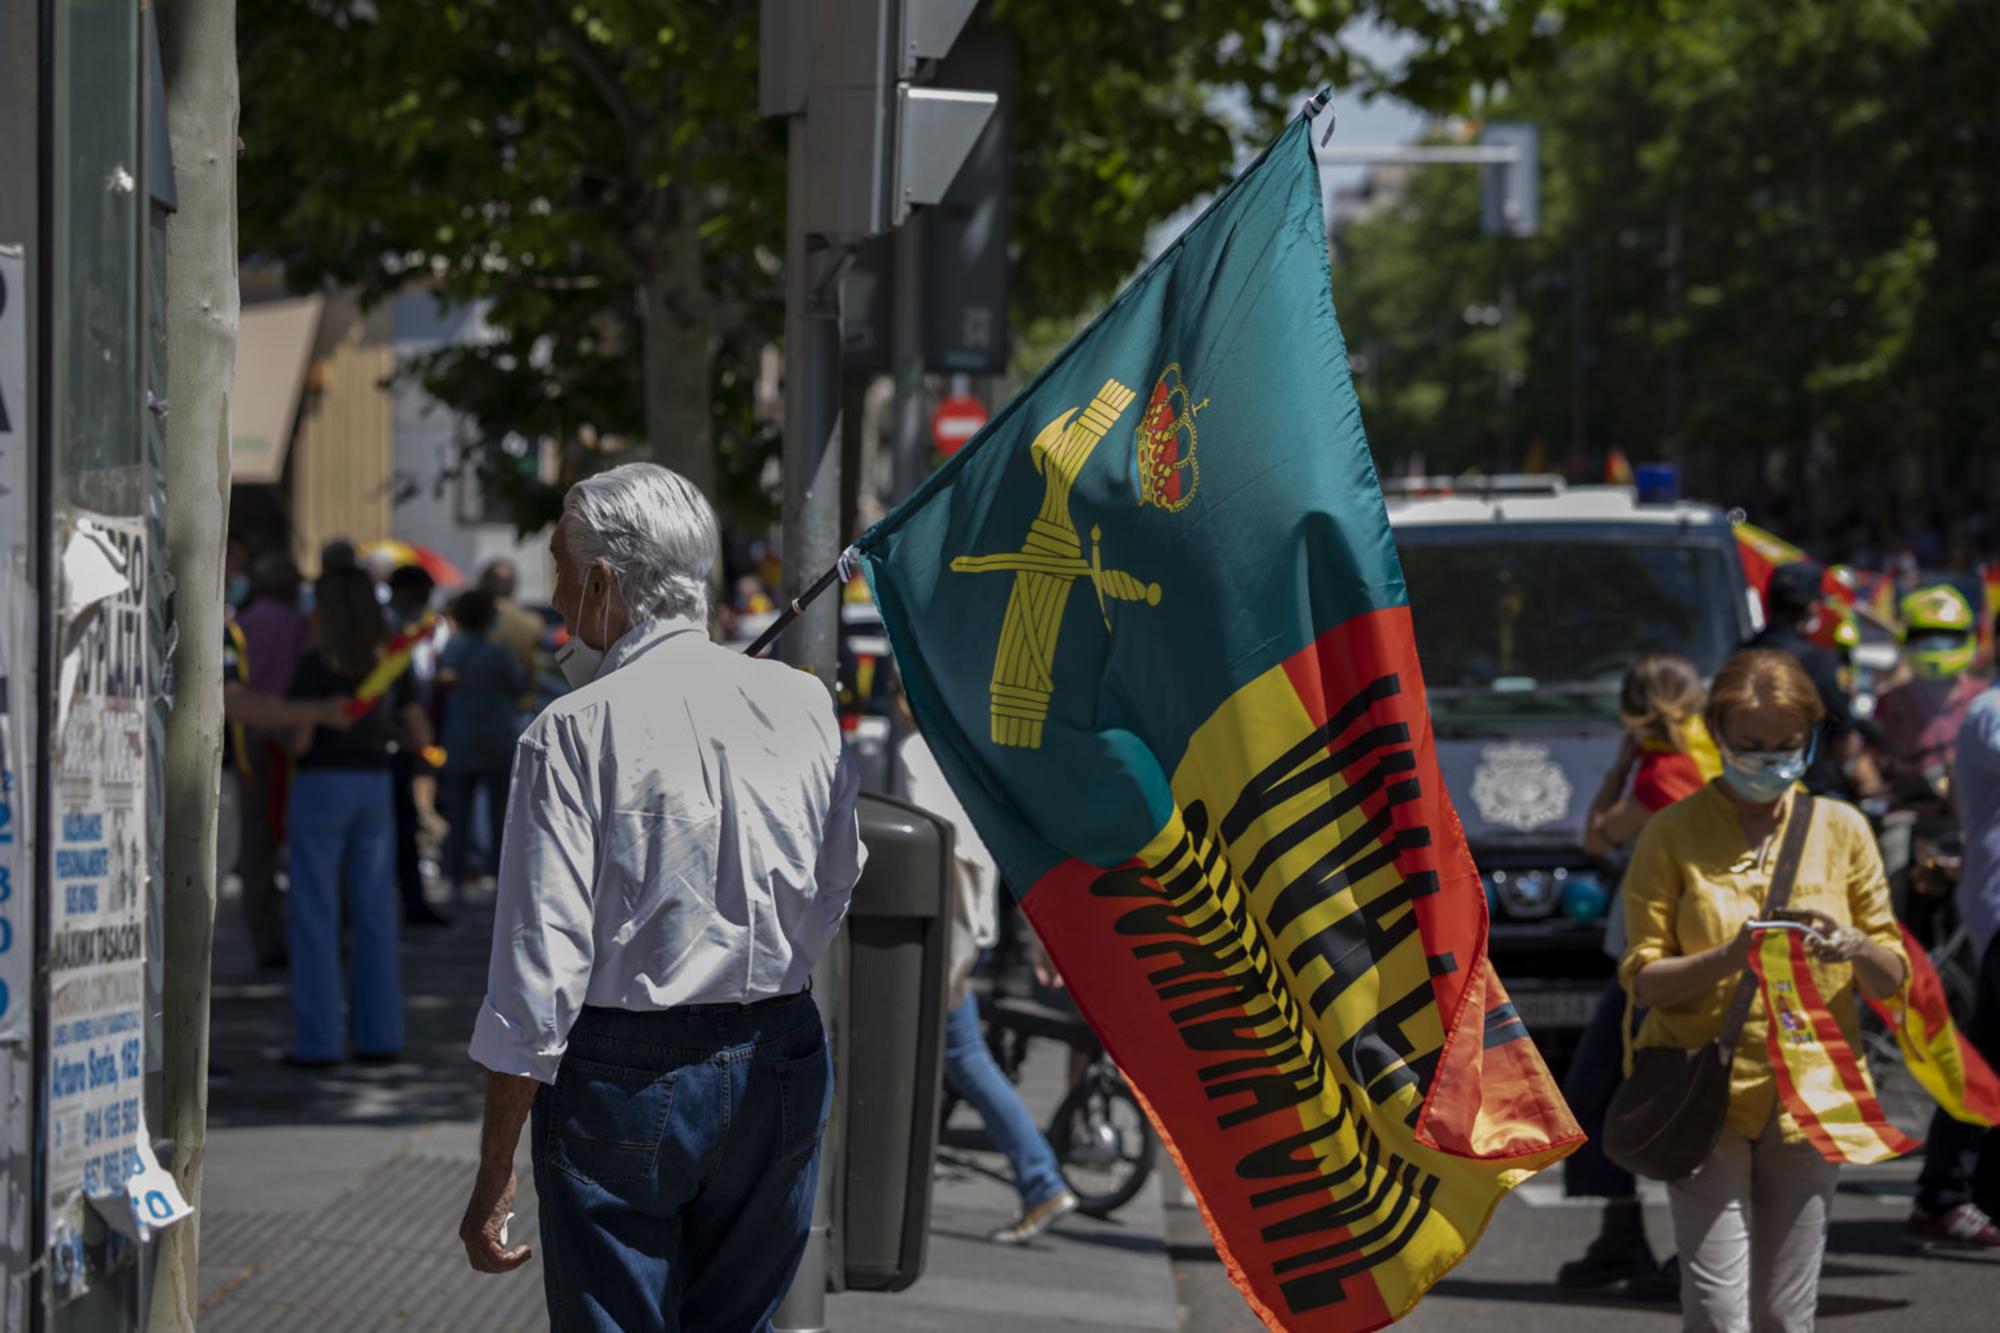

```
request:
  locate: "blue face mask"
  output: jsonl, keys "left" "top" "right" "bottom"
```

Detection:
{"left": 225, "top": 573, "right": 251, "bottom": 608}
{"left": 1720, "top": 737, "right": 1814, "bottom": 804}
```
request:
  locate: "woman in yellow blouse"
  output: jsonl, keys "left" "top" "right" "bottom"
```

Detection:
{"left": 1621, "top": 649, "right": 1907, "bottom": 1333}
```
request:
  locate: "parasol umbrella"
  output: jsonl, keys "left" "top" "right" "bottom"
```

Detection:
{"left": 359, "top": 538, "right": 465, "bottom": 589}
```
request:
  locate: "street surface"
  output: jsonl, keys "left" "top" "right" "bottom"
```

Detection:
{"left": 1168, "top": 1127, "right": 2000, "bottom": 1332}
{"left": 192, "top": 875, "right": 2000, "bottom": 1330}
{"left": 195, "top": 878, "right": 1178, "bottom": 1331}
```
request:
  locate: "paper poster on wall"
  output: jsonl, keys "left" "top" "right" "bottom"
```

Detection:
{"left": 46, "top": 515, "right": 151, "bottom": 1217}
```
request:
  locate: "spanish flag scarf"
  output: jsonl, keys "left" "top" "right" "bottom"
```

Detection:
{"left": 341, "top": 613, "right": 437, "bottom": 720}
{"left": 1864, "top": 923, "right": 2000, "bottom": 1128}
{"left": 1750, "top": 929, "right": 1919, "bottom": 1165}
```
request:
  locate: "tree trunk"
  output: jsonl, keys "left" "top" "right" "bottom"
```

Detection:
{"left": 150, "top": 1, "right": 237, "bottom": 1328}
{"left": 636, "top": 218, "right": 717, "bottom": 501}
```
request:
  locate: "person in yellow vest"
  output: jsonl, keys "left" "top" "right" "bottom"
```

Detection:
{"left": 1622, "top": 649, "right": 1907, "bottom": 1332}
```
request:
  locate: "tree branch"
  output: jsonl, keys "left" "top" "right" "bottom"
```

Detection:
{"left": 532, "top": 0, "right": 649, "bottom": 147}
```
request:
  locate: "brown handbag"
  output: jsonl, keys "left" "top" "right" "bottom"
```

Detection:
{"left": 1603, "top": 793, "right": 1815, "bottom": 1181}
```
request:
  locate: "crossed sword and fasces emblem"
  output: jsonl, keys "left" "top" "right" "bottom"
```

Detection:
{"left": 949, "top": 379, "right": 1164, "bottom": 749}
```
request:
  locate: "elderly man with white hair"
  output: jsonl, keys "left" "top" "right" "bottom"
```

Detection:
{"left": 457, "top": 464, "right": 864, "bottom": 1332}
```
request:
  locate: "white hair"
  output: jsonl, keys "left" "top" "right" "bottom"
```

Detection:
{"left": 562, "top": 463, "right": 719, "bottom": 624}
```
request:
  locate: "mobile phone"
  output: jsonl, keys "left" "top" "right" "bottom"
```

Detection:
{"left": 1747, "top": 919, "right": 1816, "bottom": 934}
{"left": 1766, "top": 908, "right": 1818, "bottom": 925}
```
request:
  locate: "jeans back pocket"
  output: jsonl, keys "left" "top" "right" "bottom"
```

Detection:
{"left": 549, "top": 1056, "right": 677, "bottom": 1187}
{"left": 769, "top": 1038, "right": 832, "bottom": 1168}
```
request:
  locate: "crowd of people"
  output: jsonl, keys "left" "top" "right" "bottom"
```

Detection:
{"left": 1557, "top": 559, "right": 2000, "bottom": 1330}
{"left": 219, "top": 540, "right": 554, "bottom": 1065}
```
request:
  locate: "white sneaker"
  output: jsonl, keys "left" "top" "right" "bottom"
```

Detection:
{"left": 988, "top": 1190, "right": 1079, "bottom": 1245}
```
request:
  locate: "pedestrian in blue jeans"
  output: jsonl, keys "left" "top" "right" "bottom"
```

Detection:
{"left": 897, "top": 721, "right": 1078, "bottom": 1243}
{"left": 282, "top": 568, "right": 432, "bottom": 1065}
{"left": 458, "top": 465, "right": 865, "bottom": 1332}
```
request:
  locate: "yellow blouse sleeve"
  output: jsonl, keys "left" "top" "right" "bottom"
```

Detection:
{"left": 1619, "top": 815, "right": 1682, "bottom": 993}
{"left": 1841, "top": 806, "right": 1909, "bottom": 972}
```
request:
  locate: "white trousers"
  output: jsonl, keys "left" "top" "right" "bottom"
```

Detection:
{"left": 1667, "top": 1114, "right": 1839, "bottom": 1333}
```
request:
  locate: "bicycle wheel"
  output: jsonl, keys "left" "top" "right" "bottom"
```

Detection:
{"left": 1047, "top": 1069, "right": 1156, "bottom": 1219}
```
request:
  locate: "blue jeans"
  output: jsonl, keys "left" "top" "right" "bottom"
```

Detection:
{"left": 534, "top": 996, "right": 831, "bottom": 1333}
{"left": 1917, "top": 932, "right": 2000, "bottom": 1215}
{"left": 286, "top": 768, "right": 402, "bottom": 1060}
{"left": 945, "top": 996, "right": 1066, "bottom": 1209}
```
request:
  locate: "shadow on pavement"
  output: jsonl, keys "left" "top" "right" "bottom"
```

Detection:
{"left": 205, "top": 878, "right": 497, "bottom": 1131}
{"left": 1827, "top": 1216, "right": 2000, "bottom": 1268}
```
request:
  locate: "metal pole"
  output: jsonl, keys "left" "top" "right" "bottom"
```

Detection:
{"left": 773, "top": 108, "right": 845, "bottom": 1333}
{"left": 1570, "top": 246, "right": 1588, "bottom": 462}
{"left": 889, "top": 216, "right": 925, "bottom": 503}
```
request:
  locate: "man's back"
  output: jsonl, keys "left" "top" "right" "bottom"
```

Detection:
{"left": 237, "top": 596, "right": 310, "bottom": 698}
{"left": 472, "top": 617, "right": 863, "bottom": 1080}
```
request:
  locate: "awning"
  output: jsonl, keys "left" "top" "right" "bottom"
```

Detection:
{"left": 230, "top": 294, "right": 323, "bottom": 485}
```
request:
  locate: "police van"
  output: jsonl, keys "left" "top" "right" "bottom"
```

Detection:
{"left": 1384, "top": 475, "right": 1754, "bottom": 1064}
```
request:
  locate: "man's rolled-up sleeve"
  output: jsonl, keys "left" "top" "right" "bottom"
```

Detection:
{"left": 817, "top": 743, "right": 866, "bottom": 934}
{"left": 468, "top": 733, "right": 599, "bottom": 1084}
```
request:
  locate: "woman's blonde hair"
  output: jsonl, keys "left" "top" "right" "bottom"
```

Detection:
{"left": 1704, "top": 648, "right": 1826, "bottom": 743}
{"left": 1618, "top": 650, "right": 1707, "bottom": 751}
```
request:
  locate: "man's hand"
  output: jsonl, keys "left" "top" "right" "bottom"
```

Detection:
{"left": 459, "top": 1162, "right": 531, "bottom": 1273}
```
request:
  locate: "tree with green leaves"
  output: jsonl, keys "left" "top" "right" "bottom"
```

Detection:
{"left": 1330, "top": 0, "right": 1997, "bottom": 541}
{"left": 238, "top": 0, "right": 1640, "bottom": 530}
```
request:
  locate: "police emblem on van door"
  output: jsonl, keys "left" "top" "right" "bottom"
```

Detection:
{"left": 1470, "top": 742, "right": 1573, "bottom": 832}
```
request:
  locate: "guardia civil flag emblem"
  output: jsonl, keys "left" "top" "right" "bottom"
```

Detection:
{"left": 856, "top": 111, "right": 1580, "bottom": 1330}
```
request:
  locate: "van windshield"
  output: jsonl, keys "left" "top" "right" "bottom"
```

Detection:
{"left": 1395, "top": 530, "right": 1741, "bottom": 727}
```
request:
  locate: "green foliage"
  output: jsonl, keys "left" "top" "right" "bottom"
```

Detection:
{"left": 239, "top": 0, "right": 1654, "bottom": 531}
{"left": 1330, "top": 0, "right": 1998, "bottom": 503}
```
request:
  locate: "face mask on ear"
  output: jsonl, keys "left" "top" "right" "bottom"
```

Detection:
{"left": 554, "top": 569, "right": 612, "bottom": 689}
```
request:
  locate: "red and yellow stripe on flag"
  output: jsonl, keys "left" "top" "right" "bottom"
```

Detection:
{"left": 1751, "top": 930, "right": 1919, "bottom": 1165}
{"left": 342, "top": 613, "right": 436, "bottom": 719}
{"left": 1865, "top": 924, "right": 2000, "bottom": 1127}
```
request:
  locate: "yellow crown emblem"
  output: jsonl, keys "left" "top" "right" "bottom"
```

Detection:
{"left": 1135, "top": 364, "right": 1206, "bottom": 512}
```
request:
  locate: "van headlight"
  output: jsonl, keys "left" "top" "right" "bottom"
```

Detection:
{"left": 1490, "top": 868, "right": 1560, "bottom": 919}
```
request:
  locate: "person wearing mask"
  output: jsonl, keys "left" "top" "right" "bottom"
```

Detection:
{"left": 894, "top": 698, "right": 1079, "bottom": 1245}
{"left": 282, "top": 567, "right": 433, "bottom": 1066}
{"left": 384, "top": 565, "right": 450, "bottom": 928}
{"left": 478, "top": 558, "right": 545, "bottom": 718}
{"left": 1622, "top": 649, "right": 1908, "bottom": 1332}
{"left": 1558, "top": 651, "right": 1721, "bottom": 1298}
{"left": 235, "top": 553, "right": 312, "bottom": 969}
{"left": 436, "top": 590, "right": 528, "bottom": 896}
{"left": 1750, "top": 561, "right": 1879, "bottom": 799}
{"left": 458, "top": 465, "right": 863, "bottom": 1332}
{"left": 1907, "top": 611, "right": 2000, "bottom": 1249}
{"left": 1875, "top": 584, "right": 1987, "bottom": 799}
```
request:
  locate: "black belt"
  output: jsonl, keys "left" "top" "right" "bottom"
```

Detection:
{"left": 587, "top": 980, "right": 812, "bottom": 1021}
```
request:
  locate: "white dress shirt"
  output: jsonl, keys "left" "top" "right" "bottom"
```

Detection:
{"left": 470, "top": 615, "right": 865, "bottom": 1083}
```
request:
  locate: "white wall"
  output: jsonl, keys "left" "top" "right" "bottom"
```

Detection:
{"left": 389, "top": 294, "right": 552, "bottom": 604}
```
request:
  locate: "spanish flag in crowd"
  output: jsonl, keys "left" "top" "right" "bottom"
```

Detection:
{"left": 1866, "top": 924, "right": 2000, "bottom": 1128}
{"left": 1751, "top": 930, "right": 1920, "bottom": 1164}
{"left": 857, "top": 111, "right": 1580, "bottom": 1332}
{"left": 342, "top": 612, "right": 437, "bottom": 719}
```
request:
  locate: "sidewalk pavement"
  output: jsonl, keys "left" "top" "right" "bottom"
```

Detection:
{"left": 196, "top": 876, "right": 1184, "bottom": 1331}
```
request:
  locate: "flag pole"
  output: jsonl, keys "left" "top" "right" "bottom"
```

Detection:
{"left": 745, "top": 545, "right": 861, "bottom": 659}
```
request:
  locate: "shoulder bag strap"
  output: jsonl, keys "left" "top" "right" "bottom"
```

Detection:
{"left": 1716, "top": 792, "right": 1815, "bottom": 1061}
